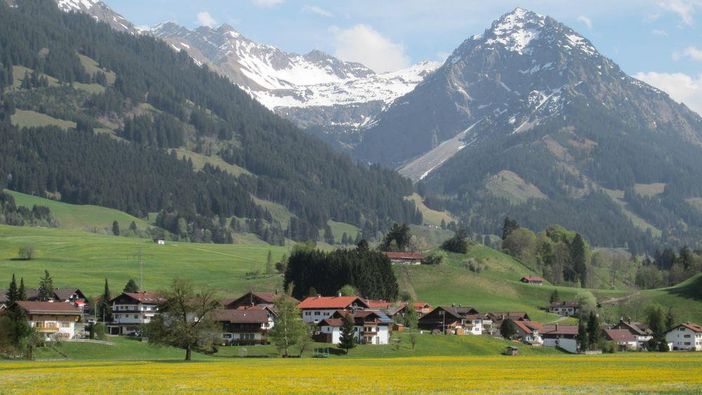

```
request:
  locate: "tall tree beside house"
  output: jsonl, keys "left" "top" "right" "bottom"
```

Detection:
{"left": 646, "top": 305, "right": 670, "bottom": 352}
{"left": 18, "top": 277, "right": 26, "bottom": 301}
{"left": 37, "top": 270, "right": 53, "bottom": 301}
{"left": 98, "top": 279, "right": 112, "bottom": 322}
{"left": 145, "top": 279, "right": 220, "bottom": 361}
{"left": 549, "top": 289, "right": 560, "bottom": 304}
{"left": 123, "top": 279, "right": 139, "bottom": 293}
{"left": 577, "top": 319, "right": 589, "bottom": 352}
{"left": 500, "top": 319, "right": 517, "bottom": 339}
{"left": 665, "top": 307, "right": 676, "bottom": 333}
{"left": 269, "top": 289, "right": 308, "bottom": 358}
{"left": 586, "top": 312, "right": 601, "bottom": 351}
{"left": 403, "top": 303, "right": 419, "bottom": 330}
{"left": 7, "top": 274, "right": 19, "bottom": 305}
{"left": 571, "top": 234, "right": 589, "bottom": 287}
{"left": 112, "top": 220, "right": 120, "bottom": 236}
{"left": 338, "top": 313, "right": 356, "bottom": 354}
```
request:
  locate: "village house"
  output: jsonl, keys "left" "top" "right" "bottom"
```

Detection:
{"left": 383, "top": 252, "right": 424, "bottom": 265}
{"left": 1, "top": 287, "right": 87, "bottom": 310}
{"left": 520, "top": 276, "right": 545, "bottom": 285}
{"left": 603, "top": 328, "right": 638, "bottom": 351}
{"left": 482, "top": 312, "right": 531, "bottom": 335}
{"left": 214, "top": 305, "right": 275, "bottom": 345}
{"left": 513, "top": 320, "right": 544, "bottom": 345}
{"left": 548, "top": 301, "right": 580, "bottom": 317}
{"left": 385, "top": 301, "right": 433, "bottom": 320}
{"left": 418, "top": 306, "right": 483, "bottom": 335}
{"left": 612, "top": 320, "right": 653, "bottom": 350}
{"left": 222, "top": 290, "right": 296, "bottom": 310}
{"left": 316, "top": 310, "right": 393, "bottom": 345}
{"left": 16, "top": 301, "right": 82, "bottom": 341}
{"left": 297, "top": 295, "right": 369, "bottom": 323}
{"left": 666, "top": 322, "right": 702, "bottom": 351}
{"left": 541, "top": 324, "right": 579, "bottom": 353}
{"left": 107, "top": 291, "right": 162, "bottom": 335}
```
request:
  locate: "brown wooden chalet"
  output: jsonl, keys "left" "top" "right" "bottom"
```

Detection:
{"left": 418, "top": 306, "right": 480, "bottom": 332}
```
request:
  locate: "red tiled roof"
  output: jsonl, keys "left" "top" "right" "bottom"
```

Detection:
{"left": 365, "top": 299, "right": 392, "bottom": 309}
{"left": 213, "top": 309, "right": 270, "bottom": 324}
{"left": 541, "top": 324, "right": 579, "bottom": 336}
{"left": 384, "top": 252, "right": 424, "bottom": 260}
{"left": 678, "top": 322, "right": 702, "bottom": 333}
{"left": 513, "top": 320, "right": 535, "bottom": 334}
{"left": 17, "top": 301, "right": 82, "bottom": 315}
{"left": 604, "top": 329, "right": 637, "bottom": 342}
{"left": 297, "top": 296, "right": 368, "bottom": 309}
{"left": 318, "top": 318, "right": 344, "bottom": 328}
{"left": 521, "top": 276, "right": 545, "bottom": 282}
{"left": 120, "top": 292, "right": 163, "bottom": 304}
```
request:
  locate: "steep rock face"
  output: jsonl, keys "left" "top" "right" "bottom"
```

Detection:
{"left": 358, "top": 8, "right": 702, "bottom": 170}
{"left": 55, "top": 0, "right": 138, "bottom": 34}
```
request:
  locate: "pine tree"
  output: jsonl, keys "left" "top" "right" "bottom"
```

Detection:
{"left": 577, "top": 319, "right": 589, "bottom": 352}
{"left": 502, "top": 217, "right": 519, "bottom": 240}
{"left": 500, "top": 319, "right": 517, "bottom": 339}
{"left": 7, "top": 274, "right": 19, "bottom": 305}
{"left": 586, "top": 312, "right": 600, "bottom": 350}
{"left": 571, "top": 234, "right": 588, "bottom": 287}
{"left": 98, "top": 279, "right": 112, "bottom": 322}
{"left": 18, "top": 277, "right": 26, "bottom": 301}
{"left": 549, "top": 289, "right": 560, "bottom": 304}
{"left": 123, "top": 279, "right": 139, "bottom": 293}
{"left": 112, "top": 220, "right": 120, "bottom": 236}
{"left": 338, "top": 313, "right": 356, "bottom": 354}
{"left": 37, "top": 270, "right": 54, "bottom": 301}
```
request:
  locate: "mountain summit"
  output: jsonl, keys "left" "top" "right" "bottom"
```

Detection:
{"left": 357, "top": 8, "right": 702, "bottom": 250}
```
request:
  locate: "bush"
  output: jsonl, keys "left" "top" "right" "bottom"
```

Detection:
{"left": 602, "top": 341, "right": 618, "bottom": 354}
{"left": 17, "top": 246, "right": 36, "bottom": 260}
{"left": 441, "top": 231, "right": 469, "bottom": 254}
{"left": 422, "top": 253, "right": 444, "bottom": 265}
{"left": 94, "top": 323, "right": 106, "bottom": 340}
{"left": 464, "top": 258, "right": 486, "bottom": 273}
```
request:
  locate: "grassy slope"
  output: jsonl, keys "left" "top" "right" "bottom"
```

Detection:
{"left": 7, "top": 190, "right": 151, "bottom": 232}
{"left": 405, "top": 193, "right": 455, "bottom": 226}
{"left": 0, "top": 225, "right": 287, "bottom": 297}
{"left": 10, "top": 110, "right": 76, "bottom": 130}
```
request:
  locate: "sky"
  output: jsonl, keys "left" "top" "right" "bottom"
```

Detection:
{"left": 104, "top": 0, "right": 702, "bottom": 114}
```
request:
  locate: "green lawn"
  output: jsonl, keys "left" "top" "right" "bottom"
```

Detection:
{"left": 7, "top": 190, "right": 152, "bottom": 233}
{"left": 0, "top": 225, "right": 287, "bottom": 297}
{"left": 10, "top": 110, "right": 76, "bottom": 130}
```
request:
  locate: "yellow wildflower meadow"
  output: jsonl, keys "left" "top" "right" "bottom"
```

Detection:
{"left": 2, "top": 354, "right": 702, "bottom": 394}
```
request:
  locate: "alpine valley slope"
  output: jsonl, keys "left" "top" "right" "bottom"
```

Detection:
{"left": 359, "top": 8, "right": 702, "bottom": 251}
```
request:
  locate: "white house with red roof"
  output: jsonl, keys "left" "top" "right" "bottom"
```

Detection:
{"left": 297, "top": 296, "right": 369, "bottom": 323}
{"left": 383, "top": 252, "right": 424, "bottom": 265}
{"left": 108, "top": 291, "right": 163, "bottom": 335}
{"left": 17, "top": 301, "right": 82, "bottom": 340}
{"left": 316, "top": 310, "right": 393, "bottom": 345}
{"left": 604, "top": 328, "right": 638, "bottom": 351}
{"left": 666, "top": 322, "right": 702, "bottom": 351}
{"left": 513, "top": 320, "right": 543, "bottom": 345}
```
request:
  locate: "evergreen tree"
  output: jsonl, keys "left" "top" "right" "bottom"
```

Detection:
{"left": 98, "top": 279, "right": 112, "bottom": 322}
{"left": 338, "top": 313, "right": 356, "bottom": 354}
{"left": 665, "top": 307, "right": 676, "bottom": 332}
{"left": 549, "top": 289, "right": 560, "bottom": 304}
{"left": 37, "top": 270, "right": 53, "bottom": 301}
{"left": 586, "top": 312, "right": 600, "bottom": 350}
{"left": 265, "top": 250, "right": 274, "bottom": 275}
{"left": 18, "top": 277, "right": 26, "bottom": 301}
{"left": 571, "top": 234, "right": 589, "bottom": 287}
{"left": 7, "top": 274, "right": 19, "bottom": 305}
{"left": 123, "top": 279, "right": 139, "bottom": 293}
{"left": 502, "top": 217, "right": 520, "bottom": 240}
{"left": 577, "top": 319, "right": 589, "bottom": 352}
{"left": 381, "top": 223, "right": 411, "bottom": 252}
{"left": 129, "top": 221, "right": 138, "bottom": 232}
{"left": 500, "top": 319, "right": 517, "bottom": 339}
{"left": 112, "top": 220, "right": 120, "bottom": 236}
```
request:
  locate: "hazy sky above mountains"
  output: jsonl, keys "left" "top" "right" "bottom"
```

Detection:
{"left": 104, "top": 0, "right": 702, "bottom": 114}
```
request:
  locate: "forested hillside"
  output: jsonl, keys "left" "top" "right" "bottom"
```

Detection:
{"left": 0, "top": 0, "right": 421, "bottom": 244}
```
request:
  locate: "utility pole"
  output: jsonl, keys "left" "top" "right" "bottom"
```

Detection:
{"left": 131, "top": 248, "right": 152, "bottom": 291}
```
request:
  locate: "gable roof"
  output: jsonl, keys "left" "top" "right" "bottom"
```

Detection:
{"left": 364, "top": 299, "right": 392, "bottom": 309}
{"left": 604, "top": 329, "right": 637, "bottom": 342}
{"left": 614, "top": 320, "right": 651, "bottom": 336}
{"left": 514, "top": 320, "right": 539, "bottom": 335}
{"left": 225, "top": 291, "right": 297, "bottom": 308}
{"left": 541, "top": 324, "right": 579, "bottom": 336}
{"left": 674, "top": 322, "right": 702, "bottom": 333}
{"left": 486, "top": 312, "right": 530, "bottom": 321}
{"left": 52, "top": 288, "right": 86, "bottom": 301}
{"left": 383, "top": 252, "right": 424, "bottom": 261}
{"left": 213, "top": 308, "right": 270, "bottom": 324}
{"left": 17, "top": 301, "right": 82, "bottom": 315}
{"left": 318, "top": 318, "right": 344, "bottom": 328}
{"left": 111, "top": 292, "right": 162, "bottom": 304}
{"left": 297, "top": 296, "right": 369, "bottom": 310}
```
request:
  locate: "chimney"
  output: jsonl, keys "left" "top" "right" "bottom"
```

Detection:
{"left": 555, "top": 324, "right": 559, "bottom": 331}
{"left": 337, "top": 292, "right": 342, "bottom": 297}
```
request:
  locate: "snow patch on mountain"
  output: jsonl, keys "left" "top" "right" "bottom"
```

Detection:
{"left": 56, "top": 0, "right": 99, "bottom": 12}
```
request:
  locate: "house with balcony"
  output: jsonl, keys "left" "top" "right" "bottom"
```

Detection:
{"left": 417, "top": 306, "right": 482, "bottom": 335}
{"left": 214, "top": 305, "right": 275, "bottom": 345}
{"left": 297, "top": 295, "right": 369, "bottom": 323}
{"left": 107, "top": 291, "right": 162, "bottom": 335}
{"left": 316, "top": 310, "right": 392, "bottom": 345}
{"left": 666, "top": 322, "right": 702, "bottom": 351}
{"left": 548, "top": 301, "right": 580, "bottom": 317}
{"left": 16, "top": 301, "right": 82, "bottom": 340}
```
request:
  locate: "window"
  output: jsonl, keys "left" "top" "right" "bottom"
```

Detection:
{"left": 314, "top": 312, "right": 320, "bottom": 316}
{"left": 61, "top": 322, "right": 70, "bottom": 328}
{"left": 134, "top": 314, "right": 138, "bottom": 319}
{"left": 684, "top": 334, "right": 691, "bottom": 338}
{"left": 305, "top": 312, "right": 311, "bottom": 316}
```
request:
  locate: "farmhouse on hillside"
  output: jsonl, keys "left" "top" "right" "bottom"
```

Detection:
{"left": 513, "top": 320, "right": 544, "bottom": 345}
{"left": 16, "top": 301, "right": 82, "bottom": 341}
{"left": 107, "top": 291, "right": 162, "bottom": 335}
{"left": 666, "top": 322, "right": 702, "bottom": 351}
{"left": 548, "top": 301, "right": 580, "bottom": 317}
{"left": 383, "top": 251, "right": 424, "bottom": 265}
{"left": 214, "top": 306, "right": 276, "bottom": 345}
{"left": 520, "top": 276, "right": 544, "bottom": 285}
{"left": 297, "top": 296, "right": 369, "bottom": 323}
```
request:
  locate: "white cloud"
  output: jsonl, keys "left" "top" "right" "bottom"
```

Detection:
{"left": 302, "top": 5, "right": 333, "bottom": 17}
{"left": 678, "top": 46, "right": 702, "bottom": 61}
{"left": 252, "top": 0, "right": 284, "bottom": 7}
{"left": 332, "top": 24, "right": 410, "bottom": 73}
{"left": 656, "top": 0, "right": 702, "bottom": 25}
{"left": 577, "top": 15, "right": 592, "bottom": 29}
{"left": 197, "top": 11, "right": 216, "bottom": 28}
{"left": 635, "top": 71, "right": 702, "bottom": 115}
{"left": 652, "top": 29, "right": 668, "bottom": 36}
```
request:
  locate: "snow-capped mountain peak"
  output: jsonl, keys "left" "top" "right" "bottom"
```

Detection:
{"left": 56, "top": 0, "right": 99, "bottom": 12}
{"left": 484, "top": 8, "right": 546, "bottom": 54}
